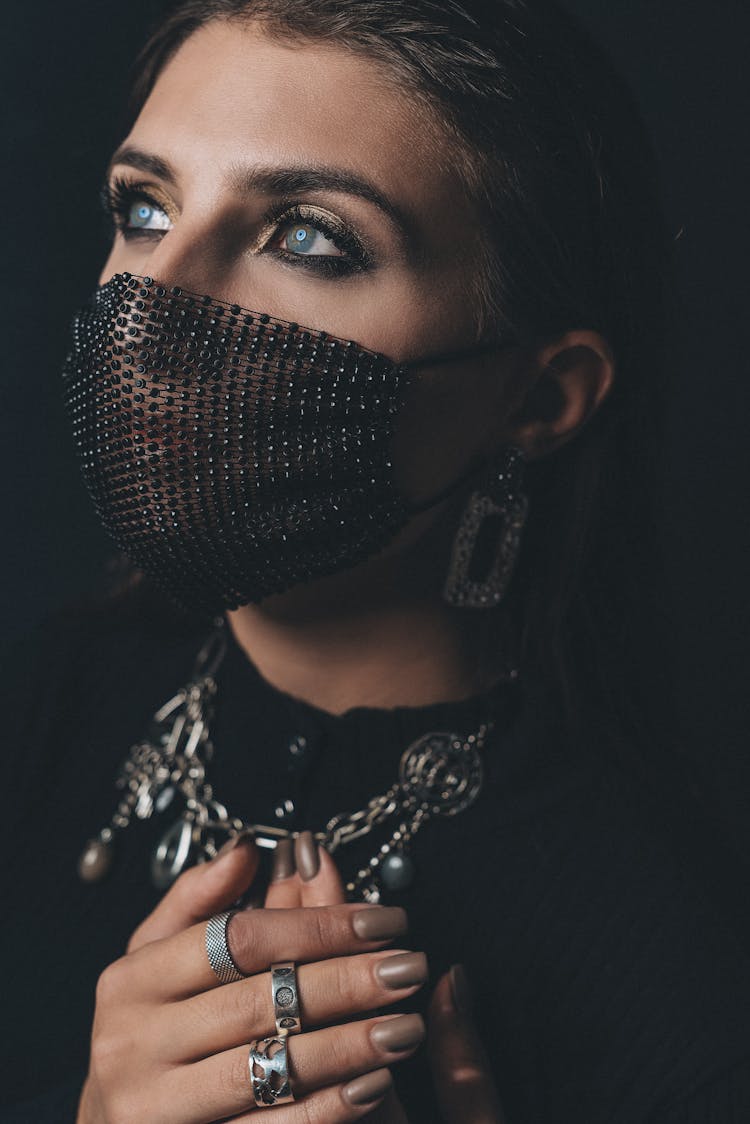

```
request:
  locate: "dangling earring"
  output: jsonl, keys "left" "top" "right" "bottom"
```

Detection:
{"left": 442, "top": 444, "right": 529, "bottom": 609}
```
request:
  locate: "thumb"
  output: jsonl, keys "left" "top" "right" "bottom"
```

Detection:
{"left": 428, "top": 965, "right": 507, "bottom": 1124}
{"left": 127, "top": 830, "right": 260, "bottom": 953}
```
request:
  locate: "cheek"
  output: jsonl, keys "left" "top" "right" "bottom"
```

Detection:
{"left": 390, "top": 362, "right": 511, "bottom": 503}
{"left": 98, "top": 238, "right": 147, "bottom": 287}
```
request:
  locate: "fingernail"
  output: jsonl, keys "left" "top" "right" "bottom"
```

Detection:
{"left": 375, "top": 951, "right": 428, "bottom": 990}
{"left": 450, "top": 963, "right": 473, "bottom": 1014}
{"left": 371, "top": 1013, "right": 425, "bottom": 1054}
{"left": 295, "top": 830, "right": 320, "bottom": 882}
{"left": 270, "top": 838, "right": 296, "bottom": 882}
{"left": 342, "top": 1067, "right": 393, "bottom": 1107}
{"left": 352, "top": 906, "right": 408, "bottom": 941}
{"left": 214, "top": 829, "right": 255, "bottom": 860}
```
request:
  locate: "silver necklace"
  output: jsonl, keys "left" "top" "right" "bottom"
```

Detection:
{"left": 77, "top": 624, "right": 517, "bottom": 902}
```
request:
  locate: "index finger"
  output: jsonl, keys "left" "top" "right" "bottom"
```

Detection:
{"left": 128, "top": 833, "right": 260, "bottom": 953}
{"left": 127, "top": 903, "right": 411, "bottom": 1001}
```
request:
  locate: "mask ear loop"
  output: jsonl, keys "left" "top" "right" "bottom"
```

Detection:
{"left": 403, "top": 332, "right": 519, "bottom": 373}
{"left": 399, "top": 332, "right": 521, "bottom": 517}
{"left": 406, "top": 458, "right": 490, "bottom": 516}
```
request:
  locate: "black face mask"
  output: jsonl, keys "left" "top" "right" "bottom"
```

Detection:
{"left": 63, "top": 273, "right": 518, "bottom": 614}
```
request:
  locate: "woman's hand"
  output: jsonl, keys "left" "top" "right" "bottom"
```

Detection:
{"left": 264, "top": 833, "right": 508, "bottom": 1124}
{"left": 76, "top": 835, "right": 428, "bottom": 1123}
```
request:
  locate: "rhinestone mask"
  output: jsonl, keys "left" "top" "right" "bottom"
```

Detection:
{"left": 63, "top": 273, "right": 509, "bottom": 614}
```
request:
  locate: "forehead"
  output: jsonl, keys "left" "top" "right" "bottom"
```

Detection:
{"left": 130, "top": 19, "right": 467, "bottom": 213}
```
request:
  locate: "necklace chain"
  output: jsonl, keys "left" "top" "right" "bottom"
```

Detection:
{"left": 77, "top": 623, "right": 517, "bottom": 901}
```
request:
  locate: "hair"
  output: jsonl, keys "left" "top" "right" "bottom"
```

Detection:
{"left": 114, "top": 0, "right": 680, "bottom": 778}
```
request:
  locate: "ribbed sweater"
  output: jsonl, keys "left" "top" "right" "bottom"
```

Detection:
{"left": 2, "top": 604, "right": 750, "bottom": 1122}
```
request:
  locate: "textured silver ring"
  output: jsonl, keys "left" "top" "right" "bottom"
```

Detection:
{"left": 271, "top": 961, "right": 301, "bottom": 1035}
{"left": 205, "top": 910, "right": 246, "bottom": 984}
{"left": 248, "top": 1036, "right": 295, "bottom": 1107}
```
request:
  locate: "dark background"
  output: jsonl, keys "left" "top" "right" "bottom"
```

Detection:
{"left": 1, "top": 3, "right": 748, "bottom": 851}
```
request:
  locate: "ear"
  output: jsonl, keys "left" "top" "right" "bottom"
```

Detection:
{"left": 504, "top": 330, "right": 615, "bottom": 460}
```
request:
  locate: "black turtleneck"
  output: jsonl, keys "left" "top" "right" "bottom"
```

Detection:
{"left": 2, "top": 603, "right": 750, "bottom": 1122}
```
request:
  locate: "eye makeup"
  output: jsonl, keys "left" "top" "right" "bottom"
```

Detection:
{"left": 100, "top": 175, "right": 177, "bottom": 240}
{"left": 258, "top": 200, "right": 374, "bottom": 276}
{"left": 99, "top": 174, "right": 375, "bottom": 277}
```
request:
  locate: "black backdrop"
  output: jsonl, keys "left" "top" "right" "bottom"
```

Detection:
{"left": 1, "top": 3, "right": 748, "bottom": 852}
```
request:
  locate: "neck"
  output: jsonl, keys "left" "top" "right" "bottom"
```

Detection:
{"left": 225, "top": 506, "right": 512, "bottom": 715}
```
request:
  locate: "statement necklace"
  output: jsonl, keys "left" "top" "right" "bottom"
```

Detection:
{"left": 77, "top": 623, "right": 518, "bottom": 902}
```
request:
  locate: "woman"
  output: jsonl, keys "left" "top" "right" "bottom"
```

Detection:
{"left": 3, "top": 0, "right": 750, "bottom": 1121}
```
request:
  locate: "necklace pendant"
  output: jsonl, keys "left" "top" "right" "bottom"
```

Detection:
{"left": 380, "top": 851, "right": 416, "bottom": 891}
{"left": 77, "top": 834, "right": 114, "bottom": 883}
{"left": 400, "top": 730, "right": 484, "bottom": 815}
{"left": 151, "top": 816, "right": 195, "bottom": 890}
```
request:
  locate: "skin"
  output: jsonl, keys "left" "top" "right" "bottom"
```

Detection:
{"left": 84, "top": 17, "right": 614, "bottom": 1121}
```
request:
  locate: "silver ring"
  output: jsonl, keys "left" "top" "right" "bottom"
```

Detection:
{"left": 271, "top": 962, "right": 301, "bottom": 1035}
{"left": 205, "top": 910, "right": 246, "bottom": 984}
{"left": 248, "top": 1036, "right": 295, "bottom": 1107}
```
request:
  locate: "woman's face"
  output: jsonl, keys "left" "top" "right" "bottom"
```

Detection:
{"left": 100, "top": 18, "right": 526, "bottom": 506}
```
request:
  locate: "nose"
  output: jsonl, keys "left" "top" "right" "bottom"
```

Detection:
{"left": 102, "top": 218, "right": 243, "bottom": 304}
{"left": 139, "top": 224, "right": 235, "bottom": 299}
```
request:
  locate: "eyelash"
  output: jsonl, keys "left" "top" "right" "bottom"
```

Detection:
{"left": 99, "top": 176, "right": 372, "bottom": 277}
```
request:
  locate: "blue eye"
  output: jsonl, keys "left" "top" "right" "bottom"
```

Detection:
{"left": 127, "top": 199, "right": 171, "bottom": 232}
{"left": 282, "top": 223, "right": 343, "bottom": 257}
{"left": 125, "top": 200, "right": 173, "bottom": 232}
{"left": 101, "top": 177, "right": 174, "bottom": 240}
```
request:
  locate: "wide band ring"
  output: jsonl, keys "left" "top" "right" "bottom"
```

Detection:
{"left": 205, "top": 910, "right": 246, "bottom": 984}
{"left": 248, "top": 1036, "right": 295, "bottom": 1107}
{"left": 271, "top": 962, "right": 301, "bottom": 1035}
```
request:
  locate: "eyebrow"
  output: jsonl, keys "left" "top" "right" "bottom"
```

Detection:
{"left": 106, "top": 144, "right": 412, "bottom": 240}
{"left": 107, "top": 146, "right": 176, "bottom": 185}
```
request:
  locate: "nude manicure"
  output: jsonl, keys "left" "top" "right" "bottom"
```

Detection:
{"left": 352, "top": 906, "right": 408, "bottom": 941}
{"left": 371, "top": 1013, "right": 425, "bottom": 1053}
{"left": 270, "top": 837, "right": 295, "bottom": 881}
{"left": 295, "top": 830, "right": 320, "bottom": 881}
{"left": 375, "top": 951, "right": 428, "bottom": 990}
{"left": 450, "top": 962, "right": 473, "bottom": 1014}
{"left": 342, "top": 1067, "right": 393, "bottom": 1107}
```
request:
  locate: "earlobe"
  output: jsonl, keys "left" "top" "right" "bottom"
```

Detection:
{"left": 507, "top": 331, "right": 615, "bottom": 459}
